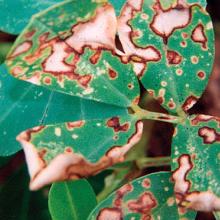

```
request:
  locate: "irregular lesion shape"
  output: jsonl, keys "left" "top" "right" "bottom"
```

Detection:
{"left": 65, "top": 4, "right": 117, "bottom": 53}
{"left": 191, "top": 23, "right": 208, "bottom": 49}
{"left": 117, "top": 0, "right": 162, "bottom": 77}
{"left": 16, "top": 115, "right": 143, "bottom": 190}
{"left": 117, "top": 0, "right": 214, "bottom": 114}
{"left": 88, "top": 172, "right": 196, "bottom": 219}
{"left": 6, "top": 0, "right": 140, "bottom": 108}
{"left": 171, "top": 115, "right": 220, "bottom": 211}
{"left": 150, "top": 1, "right": 191, "bottom": 44}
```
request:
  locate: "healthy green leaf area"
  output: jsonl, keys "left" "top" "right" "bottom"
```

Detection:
{"left": 88, "top": 172, "right": 196, "bottom": 220}
{"left": 109, "top": 0, "right": 125, "bottom": 15}
{"left": 49, "top": 180, "right": 97, "bottom": 220}
{"left": 0, "top": 0, "right": 63, "bottom": 34}
{"left": 171, "top": 115, "right": 220, "bottom": 211}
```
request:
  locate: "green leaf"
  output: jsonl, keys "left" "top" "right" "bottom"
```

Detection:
{"left": 214, "top": 212, "right": 220, "bottom": 220}
{"left": 5, "top": 0, "right": 140, "bottom": 107}
{"left": 16, "top": 114, "right": 143, "bottom": 190}
{"left": 109, "top": 0, "right": 125, "bottom": 16}
{"left": 171, "top": 115, "right": 220, "bottom": 211}
{"left": 118, "top": 0, "right": 214, "bottom": 114}
{"left": 0, "top": 43, "right": 12, "bottom": 64}
{"left": 49, "top": 179, "right": 97, "bottom": 220}
{"left": 88, "top": 172, "right": 196, "bottom": 220}
{"left": 96, "top": 160, "right": 137, "bottom": 202}
{"left": 0, "top": 0, "right": 63, "bottom": 34}
{"left": 0, "top": 64, "right": 126, "bottom": 156}
{"left": 188, "top": 0, "right": 207, "bottom": 8}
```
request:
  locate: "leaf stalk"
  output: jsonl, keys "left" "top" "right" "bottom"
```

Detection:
{"left": 131, "top": 104, "right": 184, "bottom": 124}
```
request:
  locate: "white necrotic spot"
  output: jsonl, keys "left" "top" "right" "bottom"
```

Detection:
{"left": 66, "top": 4, "right": 117, "bottom": 52}
{"left": 141, "top": 13, "right": 149, "bottom": 20}
{"left": 82, "top": 88, "right": 94, "bottom": 95}
{"left": 161, "top": 81, "right": 167, "bottom": 87}
{"left": 175, "top": 151, "right": 179, "bottom": 155}
{"left": 172, "top": 155, "right": 192, "bottom": 194}
{"left": 151, "top": 7, "right": 190, "bottom": 38}
{"left": 191, "top": 56, "right": 199, "bottom": 64}
{"left": 164, "top": 187, "right": 169, "bottom": 191}
{"left": 55, "top": 127, "right": 61, "bottom": 137}
{"left": 44, "top": 42, "right": 73, "bottom": 73}
{"left": 11, "top": 41, "right": 32, "bottom": 57}
{"left": 72, "top": 134, "right": 78, "bottom": 139}
{"left": 206, "top": 22, "right": 213, "bottom": 30}
{"left": 167, "top": 197, "right": 175, "bottom": 206}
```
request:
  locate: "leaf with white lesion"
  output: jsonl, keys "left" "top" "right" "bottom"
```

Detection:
{"left": 117, "top": 0, "right": 214, "bottom": 114}
{"left": 171, "top": 114, "right": 220, "bottom": 212}
{"left": 6, "top": 0, "right": 140, "bottom": 108}
{"left": 88, "top": 172, "right": 196, "bottom": 220}
{"left": 0, "top": 64, "right": 126, "bottom": 156}
{"left": 16, "top": 114, "right": 143, "bottom": 190}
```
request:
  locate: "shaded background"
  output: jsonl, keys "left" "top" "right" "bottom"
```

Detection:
{"left": 0, "top": 1, "right": 219, "bottom": 220}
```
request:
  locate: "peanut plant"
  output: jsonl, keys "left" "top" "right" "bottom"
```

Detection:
{"left": 0, "top": 0, "right": 219, "bottom": 219}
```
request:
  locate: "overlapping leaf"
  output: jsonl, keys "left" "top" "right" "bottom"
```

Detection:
{"left": 0, "top": 0, "right": 63, "bottom": 34}
{"left": 171, "top": 115, "right": 220, "bottom": 211}
{"left": 215, "top": 212, "right": 220, "bottom": 220}
{"left": 49, "top": 180, "right": 97, "bottom": 220}
{"left": 0, "top": 64, "right": 126, "bottom": 156}
{"left": 5, "top": 0, "right": 140, "bottom": 108}
{"left": 88, "top": 172, "right": 196, "bottom": 220}
{"left": 16, "top": 114, "right": 143, "bottom": 190}
{"left": 118, "top": 0, "right": 214, "bottom": 114}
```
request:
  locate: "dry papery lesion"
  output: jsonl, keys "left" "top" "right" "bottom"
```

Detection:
{"left": 16, "top": 119, "right": 144, "bottom": 190}
{"left": 12, "top": 0, "right": 205, "bottom": 191}
{"left": 1, "top": 1, "right": 219, "bottom": 218}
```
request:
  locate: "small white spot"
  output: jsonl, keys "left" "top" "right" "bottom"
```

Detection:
{"left": 206, "top": 22, "right": 213, "bottom": 30}
{"left": 161, "top": 81, "right": 167, "bottom": 87}
{"left": 167, "top": 197, "right": 175, "bottom": 206}
{"left": 164, "top": 187, "right": 169, "bottom": 191}
{"left": 141, "top": 13, "right": 149, "bottom": 20}
{"left": 55, "top": 127, "right": 61, "bottom": 137}
{"left": 82, "top": 87, "right": 94, "bottom": 95}
{"left": 72, "top": 134, "right": 78, "bottom": 139}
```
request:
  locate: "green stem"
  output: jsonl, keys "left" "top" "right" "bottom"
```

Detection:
{"left": 97, "top": 181, "right": 119, "bottom": 203}
{"left": 131, "top": 104, "right": 184, "bottom": 124}
{"left": 136, "top": 156, "right": 171, "bottom": 169}
{"left": 97, "top": 156, "right": 171, "bottom": 202}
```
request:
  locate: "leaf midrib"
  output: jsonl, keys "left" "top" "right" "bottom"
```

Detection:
{"left": 64, "top": 182, "right": 79, "bottom": 220}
